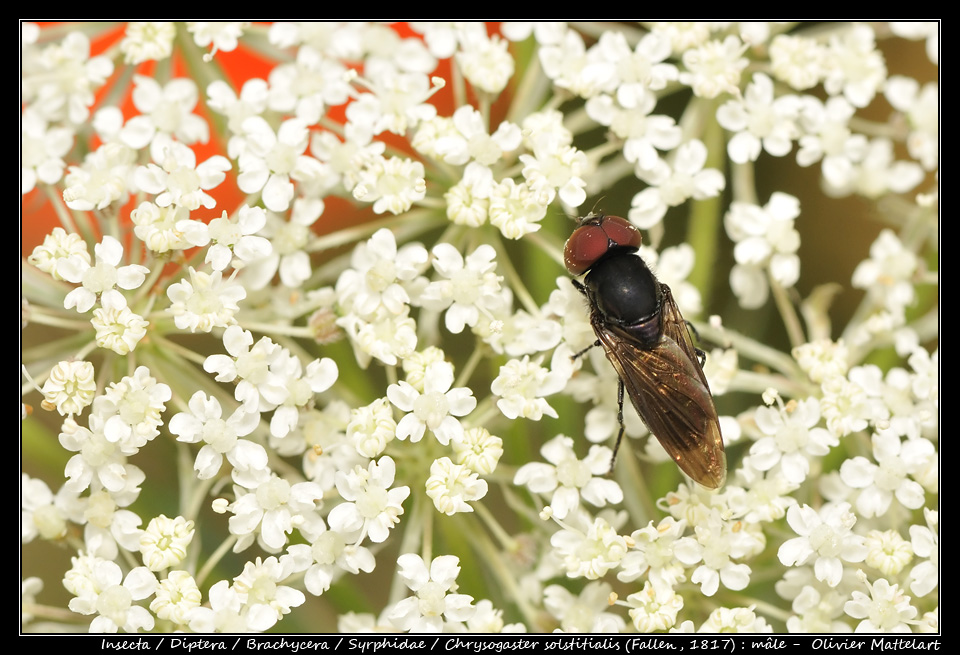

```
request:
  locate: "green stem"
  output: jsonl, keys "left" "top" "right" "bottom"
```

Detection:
{"left": 686, "top": 100, "right": 726, "bottom": 309}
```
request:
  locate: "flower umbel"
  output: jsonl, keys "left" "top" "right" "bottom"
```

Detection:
{"left": 21, "top": 21, "right": 938, "bottom": 635}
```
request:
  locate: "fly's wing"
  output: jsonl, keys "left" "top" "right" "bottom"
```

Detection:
{"left": 592, "top": 286, "right": 726, "bottom": 488}
{"left": 657, "top": 283, "right": 712, "bottom": 391}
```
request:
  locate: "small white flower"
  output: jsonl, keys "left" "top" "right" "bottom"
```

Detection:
{"left": 826, "top": 137, "right": 924, "bottom": 199}
{"left": 40, "top": 360, "right": 96, "bottom": 416}
{"left": 699, "top": 605, "right": 772, "bottom": 633}
{"left": 168, "top": 391, "right": 266, "bottom": 485}
{"left": 240, "top": 199, "right": 324, "bottom": 289}
{"left": 21, "top": 474, "right": 70, "bottom": 542}
{"left": 299, "top": 402, "right": 362, "bottom": 490}
{"left": 863, "top": 529, "right": 913, "bottom": 577}
{"left": 79, "top": 488, "right": 144, "bottom": 558}
{"left": 266, "top": 351, "right": 339, "bottom": 441}
{"left": 425, "top": 457, "right": 488, "bottom": 516}
{"left": 839, "top": 431, "right": 930, "bottom": 518}
{"left": 203, "top": 325, "right": 288, "bottom": 409}
{"left": 400, "top": 346, "right": 449, "bottom": 392}
{"left": 769, "top": 34, "right": 826, "bottom": 91}
{"left": 387, "top": 361, "right": 476, "bottom": 446}
{"left": 346, "top": 68, "right": 439, "bottom": 136}
{"left": 908, "top": 508, "right": 938, "bottom": 597}
{"left": 91, "top": 305, "right": 148, "bottom": 355}
{"left": 778, "top": 502, "right": 867, "bottom": 588}
{"left": 727, "top": 463, "right": 798, "bottom": 524}
{"left": 618, "top": 517, "right": 688, "bottom": 589}
{"left": 266, "top": 44, "right": 351, "bottom": 124}
{"left": 744, "top": 396, "right": 837, "bottom": 485}
{"left": 597, "top": 30, "right": 679, "bottom": 95}
{"left": 844, "top": 572, "right": 917, "bottom": 632}
{"left": 885, "top": 76, "right": 938, "bottom": 171}
{"left": 135, "top": 137, "right": 230, "bottom": 210}
{"left": 792, "top": 340, "right": 850, "bottom": 384}
{"left": 630, "top": 139, "right": 725, "bottom": 229}
{"left": 206, "top": 77, "right": 269, "bottom": 135}
{"left": 550, "top": 514, "right": 628, "bottom": 580}
{"left": 451, "top": 426, "right": 503, "bottom": 475}
{"left": 327, "top": 456, "right": 410, "bottom": 544}
{"left": 819, "top": 366, "right": 889, "bottom": 438}
{"left": 585, "top": 90, "right": 681, "bottom": 171}
{"left": 285, "top": 534, "right": 376, "bottom": 597}
{"left": 60, "top": 236, "right": 149, "bottom": 314}
{"left": 186, "top": 580, "right": 248, "bottom": 633}
{"left": 626, "top": 581, "right": 684, "bottom": 632}
{"left": 352, "top": 155, "right": 427, "bottom": 215}
{"left": 94, "top": 366, "right": 171, "bottom": 455}
{"left": 187, "top": 21, "right": 248, "bottom": 58}
{"left": 783, "top": 583, "right": 850, "bottom": 633}
{"left": 513, "top": 435, "right": 622, "bottom": 520}
{"left": 673, "top": 513, "right": 754, "bottom": 597}
{"left": 150, "top": 570, "right": 202, "bottom": 625}
{"left": 492, "top": 355, "right": 567, "bottom": 421}
{"left": 456, "top": 31, "right": 515, "bottom": 95}
{"left": 679, "top": 35, "right": 748, "bottom": 99}
{"left": 119, "top": 22, "right": 175, "bottom": 65}
{"left": 21, "top": 107, "right": 73, "bottom": 193}
{"left": 28, "top": 227, "right": 91, "bottom": 280}
{"left": 544, "top": 581, "right": 626, "bottom": 633}
{"left": 120, "top": 76, "right": 209, "bottom": 148}
{"left": 388, "top": 554, "right": 476, "bottom": 633}
{"left": 205, "top": 205, "right": 272, "bottom": 272}
{"left": 231, "top": 556, "right": 306, "bottom": 632}
{"left": 796, "top": 95, "right": 868, "bottom": 188}
{"left": 851, "top": 229, "right": 919, "bottom": 316}
{"left": 139, "top": 515, "right": 195, "bottom": 571}
{"left": 466, "top": 599, "right": 525, "bottom": 633}
{"left": 233, "top": 116, "right": 315, "bottom": 212}
{"left": 61, "top": 140, "right": 138, "bottom": 211}
{"left": 335, "top": 228, "right": 428, "bottom": 318}
{"left": 444, "top": 161, "right": 493, "bottom": 228}
{"left": 823, "top": 24, "right": 887, "bottom": 109}
{"left": 58, "top": 418, "right": 145, "bottom": 497}
{"left": 24, "top": 31, "right": 114, "bottom": 125}
{"left": 166, "top": 267, "right": 246, "bottom": 333}
{"left": 519, "top": 133, "right": 590, "bottom": 208}
{"left": 477, "top": 291, "right": 562, "bottom": 357}
{"left": 539, "top": 29, "right": 617, "bottom": 99}
{"left": 337, "top": 306, "right": 418, "bottom": 368}
{"left": 419, "top": 107, "right": 520, "bottom": 167}
{"left": 716, "top": 73, "right": 801, "bottom": 164}
{"left": 347, "top": 397, "right": 397, "bottom": 459}
{"left": 64, "top": 552, "right": 157, "bottom": 633}
{"left": 130, "top": 201, "right": 204, "bottom": 253}
{"left": 487, "top": 177, "right": 549, "bottom": 239}
{"left": 228, "top": 474, "right": 324, "bottom": 552}
{"left": 421, "top": 243, "right": 503, "bottom": 334}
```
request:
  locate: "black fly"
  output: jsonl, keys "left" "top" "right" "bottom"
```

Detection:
{"left": 564, "top": 213, "right": 726, "bottom": 489}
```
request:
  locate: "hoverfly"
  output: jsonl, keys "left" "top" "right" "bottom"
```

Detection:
{"left": 564, "top": 213, "right": 726, "bottom": 489}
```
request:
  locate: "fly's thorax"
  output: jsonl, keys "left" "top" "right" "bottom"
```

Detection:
{"left": 583, "top": 251, "right": 662, "bottom": 343}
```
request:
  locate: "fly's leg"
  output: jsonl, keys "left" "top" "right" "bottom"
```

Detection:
{"left": 685, "top": 320, "right": 707, "bottom": 368}
{"left": 608, "top": 379, "right": 626, "bottom": 474}
{"left": 572, "top": 340, "right": 601, "bottom": 361}
{"left": 571, "top": 280, "right": 602, "bottom": 361}
{"left": 695, "top": 347, "right": 706, "bottom": 368}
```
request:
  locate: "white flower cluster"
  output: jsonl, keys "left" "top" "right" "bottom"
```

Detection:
{"left": 22, "top": 21, "right": 937, "bottom": 635}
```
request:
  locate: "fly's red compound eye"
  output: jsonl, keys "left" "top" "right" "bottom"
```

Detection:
{"left": 563, "top": 214, "right": 642, "bottom": 275}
